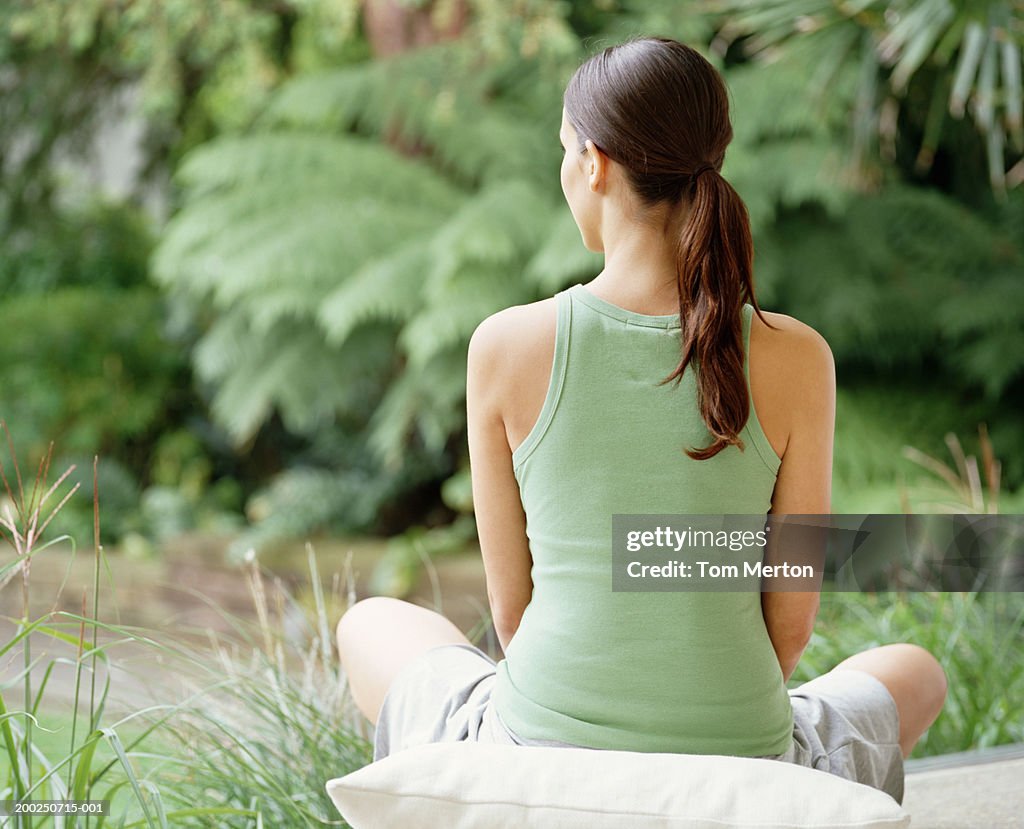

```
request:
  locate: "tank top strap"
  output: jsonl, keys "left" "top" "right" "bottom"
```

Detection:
{"left": 510, "top": 286, "right": 572, "bottom": 472}
{"left": 740, "top": 302, "right": 783, "bottom": 475}
{"left": 742, "top": 301, "right": 753, "bottom": 382}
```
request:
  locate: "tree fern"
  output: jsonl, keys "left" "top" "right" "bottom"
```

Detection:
{"left": 193, "top": 317, "right": 395, "bottom": 441}
{"left": 259, "top": 41, "right": 559, "bottom": 190}
{"left": 152, "top": 23, "right": 582, "bottom": 546}
{"left": 367, "top": 346, "right": 469, "bottom": 471}
{"left": 319, "top": 241, "right": 431, "bottom": 345}
{"left": 758, "top": 185, "right": 1023, "bottom": 416}
{"left": 402, "top": 264, "right": 530, "bottom": 369}
{"left": 152, "top": 7, "right": 1024, "bottom": 546}
{"left": 723, "top": 37, "right": 866, "bottom": 230}
{"left": 522, "top": 209, "right": 604, "bottom": 293}
{"left": 153, "top": 135, "right": 462, "bottom": 304}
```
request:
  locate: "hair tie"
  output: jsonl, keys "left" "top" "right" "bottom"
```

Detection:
{"left": 691, "top": 163, "right": 716, "bottom": 182}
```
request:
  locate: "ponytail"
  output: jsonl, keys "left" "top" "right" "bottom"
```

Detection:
{"left": 562, "top": 35, "right": 778, "bottom": 461}
{"left": 657, "top": 165, "right": 771, "bottom": 462}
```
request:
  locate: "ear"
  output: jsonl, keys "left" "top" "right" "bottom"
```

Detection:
{"left": 584, "top": 139, "right": 607, "bottom": 192}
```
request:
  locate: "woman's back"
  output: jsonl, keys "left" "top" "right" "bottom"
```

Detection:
{"left": 489, "top": 283, "right": 794, "bottom": 755}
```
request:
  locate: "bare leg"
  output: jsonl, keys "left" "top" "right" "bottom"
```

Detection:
{"left": 830, "top": 643, "right": 948, "bottom": 758}
{"left": 336, "top": 596, "right": 472, "bottom": 725}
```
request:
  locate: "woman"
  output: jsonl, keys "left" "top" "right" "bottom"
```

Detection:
{"left": 336, "top": 35, "right": 947, "bottom": 806}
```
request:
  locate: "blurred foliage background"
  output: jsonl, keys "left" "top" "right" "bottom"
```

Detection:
{"left": 2, "top": 0, "right": 1022, "bottom": 571}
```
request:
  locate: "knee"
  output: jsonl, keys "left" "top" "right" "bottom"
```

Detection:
{"left": 336, "top": 596, "right": 400, "bottom": 658}
{"left": 912, "top": 644, "right": 948, "bottom": 716}
{"left": 891, "top": 643, "right": 947, "bottom": 720}
{"left": 837, "top": 642, "right": 948, "bottom": 721}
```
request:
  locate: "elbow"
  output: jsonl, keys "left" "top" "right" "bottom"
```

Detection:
{"left": 775, "top": 626, "right": 814, "bottom": 681}
{"left": 764, "top": 591, "right": 819, "bottom": 647}
{"left": 791, "top": 621, "right": 815, "bottom": 651}
{"left": 491, "top": 605, "right": 525, "bottom": 653}
{"left": 779, "top": 622, "right": 815, "bottom": 660}
{"left": 495, "top": 622, "right": 517, "bottom": 654}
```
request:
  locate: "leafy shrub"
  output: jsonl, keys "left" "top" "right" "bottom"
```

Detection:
{"left": 0, "top": 198, "right": 155, "bottom": 295}
{"left": 0, "top": 287, "right": 189, "bottom": 472}
{"left": 832, "top": 383, "right": 1013, "bottom": 509}
{"left": 761, "top": 188, "right": 1024, "bottom": 402}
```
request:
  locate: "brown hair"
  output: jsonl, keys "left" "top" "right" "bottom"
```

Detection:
{"left": 563, "top": 35, "right": 777, "bottom": 461}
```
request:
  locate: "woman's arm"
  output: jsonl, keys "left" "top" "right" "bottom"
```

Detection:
{"left": 466, "top": 310, "right": 536, "bottom": 654}
{"left": 756, "top": 319, "right": 835, "bottom": 683}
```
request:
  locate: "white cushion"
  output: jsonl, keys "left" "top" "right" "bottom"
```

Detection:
{"left": 326, "top": 742, "right": 910, "bottom": 828}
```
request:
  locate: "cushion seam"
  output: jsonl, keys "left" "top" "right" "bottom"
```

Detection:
{"left": 332, "top": 787, "right": 908, "bottom": 827}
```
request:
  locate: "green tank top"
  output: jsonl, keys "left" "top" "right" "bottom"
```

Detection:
{"left": 491, "top": 282, "right": 794, "bottom": 756}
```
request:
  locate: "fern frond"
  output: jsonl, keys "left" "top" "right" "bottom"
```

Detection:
{"left": 727, "top": 137, "right": 852, "bottom": 229}
{"left": 318, "top": 241, "right": 430, "bottom": 346}
{"left": 844, "top": 186, "right": 1012, "bottom": 275}
{"left": 523, "top": 208, "right": 604, "bottom": 293}
{"left": 952, "top": 328, "right": 1024, "bottom": 399}
{"left": 401, "top": 263, "right": 527, "bottom": 369}
{"left": 725, "top": 46, "right": 861, "bottom": 227}
{"left": 195, "top": 317, "right": 395, "bottom": 442}
{"left": 426, "top": 180, "right": 555, "bottom": 298}
{"left": 172, "top": 132, "right": 464, "bottom": 205}
{"left": 757, "top": 184, "right": 1023, "bottom": 396}
{"left": 159, "top": 192, "right": 438, "bottom": 312}
{"left": 153, "top": 133, "right": 463, "bottom": 303}
{"left": 368, "top": 346, "right": 468, "bottom": 471}
{"left": 257, "top": 62, "right": 378, "bottom": 131}
{"left": 261, "top": 41, "right": 560, "bottom": 190}
{"left": 193, "top": 311, "right": 252, "bottom": 380}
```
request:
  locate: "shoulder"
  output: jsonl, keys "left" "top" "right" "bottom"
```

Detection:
{"left": 468, "top": 297, "right": 558, "bottom": 380}
{"left": 749, "top": 308, "right": 835, "bottom": 408}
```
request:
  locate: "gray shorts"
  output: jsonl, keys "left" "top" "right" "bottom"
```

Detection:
{"left": 372, "top": 642, "right": 905, "bottom": 805}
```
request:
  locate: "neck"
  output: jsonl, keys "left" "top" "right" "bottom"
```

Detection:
{"left": 588, "top": 195, "right": 688, "bottom": 316}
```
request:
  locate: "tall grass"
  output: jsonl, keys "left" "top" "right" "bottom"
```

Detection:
{"left": 1, "top": 429, "right": 371, "bottom": 827}
{"left": 3, "top": 419, "right": 1023, "bottom": 829}
{"left": 145, "top": 545, "right": 374, "bottom": 826}
{"left": 793, "top": 590, "right": 1024, "bottom": 758}
{"left": 792, "top": 423, "right": 1024, "bottom": 758}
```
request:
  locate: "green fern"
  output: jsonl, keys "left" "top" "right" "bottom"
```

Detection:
{"left": 724, "top": 44, "right": 861, "bottom": 229}
{"left": 523, "top": 209, "right": 604, "bottom": 293}
{"left": 150, "top": 25, "right": 591, "bottom": 554}
{"left": 259, "top": 42, "right": 558, "bottom": 190}
{"left": 757, "top": 185, "right": 1023, "bottom": 404}
{"left": 152, "top": 10, "right": 1024, "bottom": 544}
{"left": 424, "top": 180, "right": 554, "bottom": 296}
{"left": 193, "top": 318, "right": 395, "bottom": 441}
{"left": 154, "top": 30, "right": 578, "bottom": 471}
{"left": 368, "top": 346, "right": 470, "bottom": 471}
{"left": 319, "top": 241, "right": 430, "bottom": 346}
